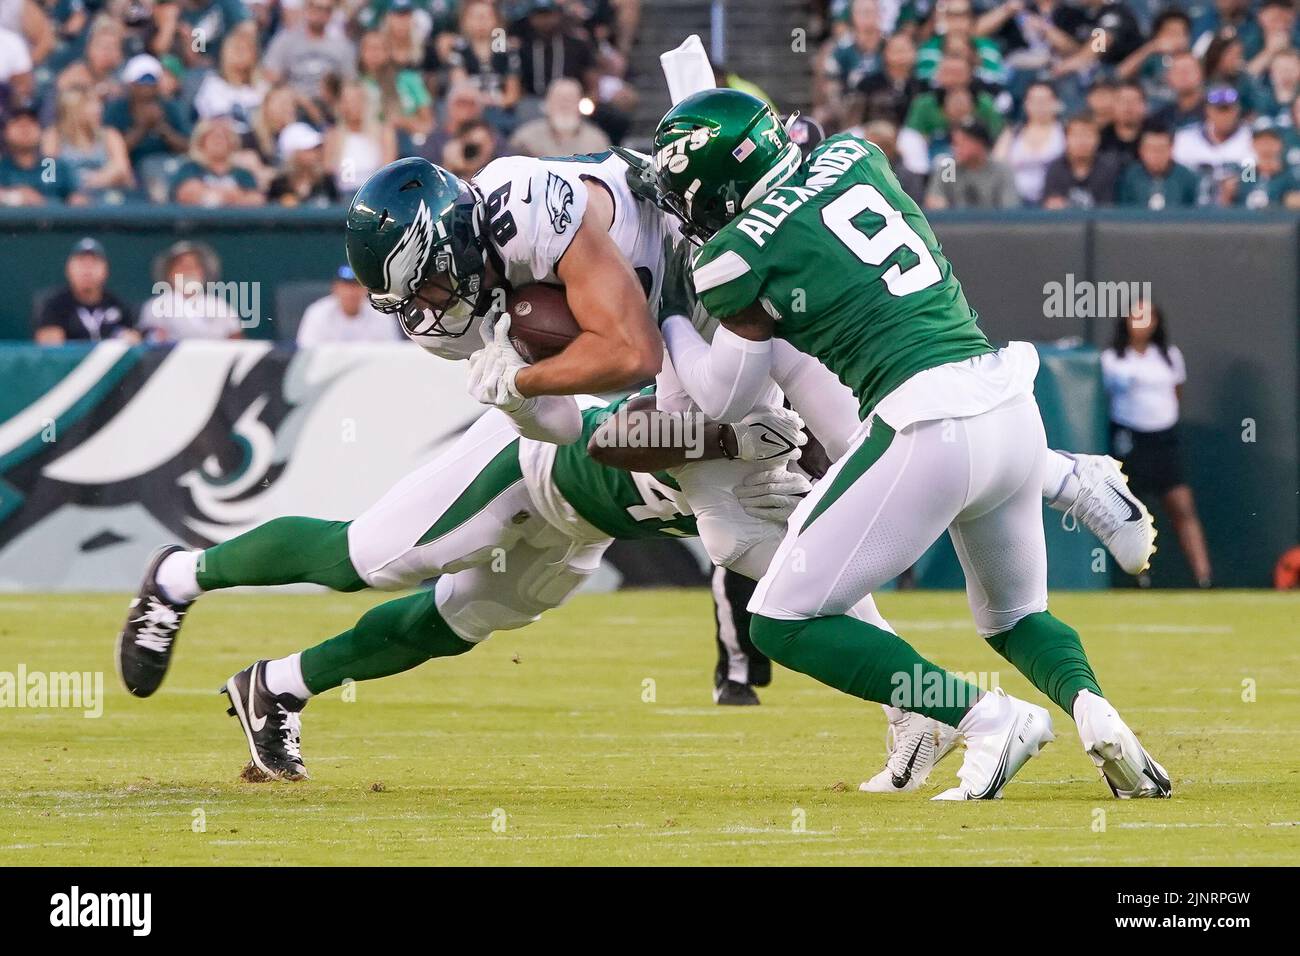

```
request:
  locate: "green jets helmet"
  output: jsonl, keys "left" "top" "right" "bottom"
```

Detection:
{"left": 345, "top": 157, "right": 490, "bottom": 339}
{"left": 652, "top": 89, "right": 803, "bottom": 243}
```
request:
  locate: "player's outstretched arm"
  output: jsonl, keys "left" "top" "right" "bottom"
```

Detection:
{"left": 512, "top": 217, "right": 662, "bottom": 397}
{"left": 587, "top": 396, "right": 805, "bottom": 472}
{"left": 661, "top": 301, "right": 777, "bottom": 423}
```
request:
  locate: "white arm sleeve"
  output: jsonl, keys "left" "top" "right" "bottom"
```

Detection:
{"left": 660, "top": 314, "right": 773, "bottom": 423}
{"left": 503, "top": 394, "right": 583, "bottom": 445}
{"left": 770, "top": 339, "right": 861, "bottom": 463}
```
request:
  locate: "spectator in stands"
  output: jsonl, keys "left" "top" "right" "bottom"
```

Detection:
{"left": 0, "top": 24, "right": 36, "bottom": 108}
{"left": 0, "top": 104, "right": 86, "bottom": 205}
{"left": 509, "top": 76, "right": 608, "bottom": 157}
{"left": 1257, "top": 47, "right": 1300, "bottom": 124}
{"left": 1084, "top": 77, "right": 1118, "bottom": 130}
{"left": 54, "top": 15, "right": 124, "bottom": 106}
{"left": 33, "top": 238, "right": 137, "bottom": 344}
{"left": 114, "top": 0, "right": 183, "bottom": 61}
{"left": 138, "top": 240, "right": 243, "bottom": 340}
{"left": 103, "top": 53, "right": 191, "bottom": 172}
{"left": 992, "top": 79, "right": 1064, "bottom": 205}
{"left": 514, "top": 0, "right": 598, "bottom": 101}
{"left": 249, "top": 83, "right": 313, "bottom": 172}
{"left": 855, "top": 32, "right": 920, "bottom": 128}
{"left": 42, "top": 86, "right": 136, "bottom": 201}
{"left": 2, "top": 0, "right": 52, "bottom": 67}
{"left": 261, "top": 0, "right": 356, "bottom": 100}
{"left": 1190, "top": 0, "right": 1256, "bottom": 55}
{"left": 436, "top": 0, "right": 522, "bottom": 133}
{"left": 357, "top": 29, "right": 434, "bottom": 143}
{"left": 1102, "top": 301, "right": 1212, "bottom": 588}
{"left": 324, "top": 80, "right": 395, "bottom": 196}
{"left": 861, "top": 118, "right": 927, "bottom": 202}
{"left": 1042, "top": 113, "right": 1120, "bottom": 208}
{"left": 1049, "top": 0, "right": 1144, "bottom": 82}
{"left": 268, "top": 121, "right": 340, "bottom": 206}
{"left": 1116, "top": 8, "right": 1192, "bottom": 101}
{"left": 974, "top": 0, "right": 1077, "bottom": 87}
{"left": 1116, "top": 124, "right": 1199, "bottom": 209}
{"left": 1172, "top": 84, "right": 1255, "bottom": 204}
{"left": 175, "top": 0, "right": 249, "bottom": 70}
{"left": 1229, "top": 126, "right": 1300, "bottom": 208}
{"left": 916, "top": 0, "right": 1005, "bottom": 88}
{"left": 1151, "top": 51, "right": 1206, "bottom": 131}
{"left": 379, "top": 0, "right": 427, "bottom": 71}
{"left": 819, "top": 0, "right": 885, "bottom": 111}
{"left": 441, "top": 117, "right": 498, "bottom": 177}
{"left": 926, "top": 118, "right": 1019, "bottom": 208}
{"left": 171, "top": 116, "right": 265, "bottom": 205}
{"left": 1099, "top": 81, "right": 1146, "bottom": 163}
{"left": 192, "top": 21, "right": 268, "bottom": 129}
{"left": 1203, "top": 27, "right": 1260, "bottom": 114}
{"left": 418, "top": 80, "right": 495, "bottom": 166}
{"left": 1248, "top": 0, "right": 1298, "bottom": 78}
{"left": 296, "top": 264, "right": 402, "bottom": 345}
{"left": 903, "top": 55, "right": 1003, "bottom": 144}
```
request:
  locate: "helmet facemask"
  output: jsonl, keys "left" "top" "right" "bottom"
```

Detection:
{"left": 367, "top": 182, "right": 492, "bottom": 339}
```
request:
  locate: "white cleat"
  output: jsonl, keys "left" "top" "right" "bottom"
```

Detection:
{"left": 860, "top": 706, "right": 961, "bottom": 793}
{"left": 932, "top": 689, "right": 1054, "bottom": 801}
{"left": 1056, "top": 454, "right": 1156, "bottom": 575}
{"left": 1074, "top": 690, "right": 1172, "bottom": 798}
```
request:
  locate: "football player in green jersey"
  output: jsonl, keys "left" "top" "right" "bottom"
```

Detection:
{"left": 113, "top": 393, "right": 806, "bottom": 780}
{"left": 649, "top": 89, "right": 1171, "bottom": 800}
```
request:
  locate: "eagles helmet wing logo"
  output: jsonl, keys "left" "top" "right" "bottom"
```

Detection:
{"left": 381, "top": 199, "right": 436, "bottom": 297}
{"left": 545, "top": 172, "right": 576, "bottom": 234}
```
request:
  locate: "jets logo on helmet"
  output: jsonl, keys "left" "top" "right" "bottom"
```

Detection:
{"left": 651, "top": 89, "right": 802, "bottom": 244}
{"left": 381, "top": 199, "right": 435, "bottom": 300}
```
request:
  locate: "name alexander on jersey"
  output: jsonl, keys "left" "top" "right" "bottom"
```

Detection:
{"left": 725, "top": 136, "right": 874, "bottom": 248}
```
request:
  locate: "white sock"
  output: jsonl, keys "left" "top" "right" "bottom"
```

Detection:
{"left": 263, "top": 653, "right": 312, "bottom": 700}
{"left": 155, "top": 550, "right": 202, "bottom": 604}
{"left": 1043, "top": 450, "right": 1079, "bottom": 510}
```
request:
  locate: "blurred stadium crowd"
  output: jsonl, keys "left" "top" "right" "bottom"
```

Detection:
{"left": 0, "top": 0, "right": 639, "bottom": 207}
{"left": 809, "top": 0, "right": 1300, "bottom": 209}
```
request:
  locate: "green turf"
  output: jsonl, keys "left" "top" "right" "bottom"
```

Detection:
{"left": 1, "top": 589, "right": 1297, "bottom": 866}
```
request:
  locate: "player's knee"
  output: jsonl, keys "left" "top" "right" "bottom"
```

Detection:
{"left": 978, "top": 602, "right": 1056, "bottom": 639}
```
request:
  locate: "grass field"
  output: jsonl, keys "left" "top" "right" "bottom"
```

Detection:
{"left": 1, "top": 588, "right": 1297, "bottom": 866}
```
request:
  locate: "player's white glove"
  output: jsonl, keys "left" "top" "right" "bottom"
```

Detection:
{"left": 724, "top": 406, "right": 807, "bottom": 462}
{"left": 467, "top": 316, "right": 528, "bottom": 413}
{"left": 735, "top": 467, "right": 813, "bottom": 523}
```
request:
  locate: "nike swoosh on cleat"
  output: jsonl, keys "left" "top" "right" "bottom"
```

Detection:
{"left": 247, "top": 665, "right": 268, "bottom": 733}
{"left": 1107, "top": 482, "right": 1142, "bottom": 522}
{"left": 891, "top": 736, "right": 927, "bottom": 790}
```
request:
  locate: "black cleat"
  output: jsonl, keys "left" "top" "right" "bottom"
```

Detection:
{"left": 222, "top": 661, "right": 309, "bottom": 780}
{"left": 714, "top": 679, "right": 761, "bottom": 706}
{"left": 116, "top": 544, "right": 193, "bottom": 697}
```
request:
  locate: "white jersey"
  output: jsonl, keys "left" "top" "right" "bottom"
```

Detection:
{"left": 417, "top": 150, "right": 677, "bottom": 362}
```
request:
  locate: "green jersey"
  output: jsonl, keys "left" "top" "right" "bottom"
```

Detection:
{"left": 692, "top": 133, "right": 992, "bottom": 416}
{"left": 550, "top": 392, "right": 699, "bottom": 541}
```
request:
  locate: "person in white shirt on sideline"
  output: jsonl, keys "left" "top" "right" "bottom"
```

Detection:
{"left": 138, "top": 241, "right": 244, "bottom": 341}
{"left": 295, "top": 265, "right": 403, "bottom": 346}
{"left": 1101, "top": 301, "right": 1212, "bottom": 587}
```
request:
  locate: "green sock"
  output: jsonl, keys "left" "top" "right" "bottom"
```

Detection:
{"left": 986, "top": 611, "right": 1102, "bottom": 716}
{"left": 299, "top": 589, "right": 474, "bottom": 694}
{"left": 197, "top": 516, "right": 366, "bottom": 592}
{"left": 751, "top": 614, "right": 981, "bottom": 727}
